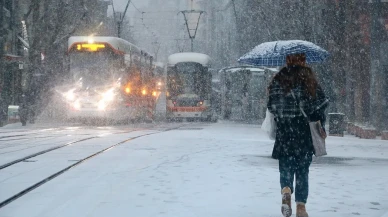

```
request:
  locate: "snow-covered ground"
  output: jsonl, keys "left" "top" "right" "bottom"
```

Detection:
{"left": 0, "top": 122, "right": 387, "bottom": 217}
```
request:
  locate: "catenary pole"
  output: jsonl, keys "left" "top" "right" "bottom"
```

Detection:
{"left": 117, "top": 0, "right": 132, "bottom": 38}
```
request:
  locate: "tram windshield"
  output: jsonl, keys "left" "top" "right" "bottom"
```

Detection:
{"left": 167, "top": 62, "right": 211, "bottom": 100}
{"left": 69, "top": 51, "right": 122, "bottom": 87}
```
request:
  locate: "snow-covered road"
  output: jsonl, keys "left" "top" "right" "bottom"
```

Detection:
{"left": 0, "top": 122, "right": 387, "bottom": 217}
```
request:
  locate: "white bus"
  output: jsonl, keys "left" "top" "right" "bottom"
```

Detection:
{"left": 166, "top": 52, "right": 214, "bottom": 121}
{"left": 58, "top": 36, "right": 158, "bottom": 122}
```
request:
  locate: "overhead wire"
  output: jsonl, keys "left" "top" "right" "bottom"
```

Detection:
{"left": 131, "top": 1, "right": 142, "bottom": 13}
{"left": 131, "top": 1, "right": 162, "bottom": 58}
{"left": 132, "top": 17, "right": 181, "bottom": 21}
{"left": 130, "top": 2, "right": 200, "bottom": 54}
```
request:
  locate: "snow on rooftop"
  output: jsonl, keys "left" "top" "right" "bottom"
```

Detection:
{"left": 168, "top": 52, "right": 211, "bottom": 67}
{"left": 265, "top": 67, "right": 279, "bottom": 72}
{"left": 68, "top": 36, "right": 151, "bottom": 56}
{"left": 222, "top": 66, "right": 265, "bottom": 74}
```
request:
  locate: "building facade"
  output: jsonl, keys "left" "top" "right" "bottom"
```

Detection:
{"left": 0, "top": 0, "right": 27, "bottom": 125}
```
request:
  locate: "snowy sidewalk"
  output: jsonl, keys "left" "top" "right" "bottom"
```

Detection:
{"left": 0, "top": 122, "right": 387, "bottom": 217}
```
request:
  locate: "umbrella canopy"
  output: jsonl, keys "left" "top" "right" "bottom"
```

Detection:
{"left": 238, "top": 40, "right": 329, "bottom": 67}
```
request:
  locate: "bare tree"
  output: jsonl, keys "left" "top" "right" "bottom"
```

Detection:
{"left": 22, "top": 0, "right": 98, "bottom": 122}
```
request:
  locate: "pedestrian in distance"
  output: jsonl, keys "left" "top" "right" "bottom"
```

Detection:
{"left": 267, "top": 53, "right": 329, "bottom": 217}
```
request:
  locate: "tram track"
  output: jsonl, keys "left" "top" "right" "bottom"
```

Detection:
{"left": 0, "top": 133, "right": 40, "bottom": 139}
{"left": 0, "top": 124, "right": 183, "bottom": 209}
{"left": 0, "top": 128, "right": 145, "bottom": 170}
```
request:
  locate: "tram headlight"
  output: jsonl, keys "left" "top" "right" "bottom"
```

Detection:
{"left": 73, "top": 101, "right": 81, "bottom": 110}
{"left": 98, "top": 100, "right": 107, "bottom": 110}
{"left": 102, "top": 89, "right": 115, "bottom": 101}
{"left": 125, "top": 87, "right": 131, "bottom": 94}
{"left": 142, "top": 89, "right": 147, "bottom": 95}
{"left": 65, "top": 89, "right": 76, "bottom": 101}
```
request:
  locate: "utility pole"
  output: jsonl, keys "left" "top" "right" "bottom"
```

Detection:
{"left": 116, "top": 0, "right": 132, "bottom": 38}
{"left": 179, "top": 10, "right": 205, "bottom": 52}
{"left": 179, "top": 0, "right": 205, "bottom": 52}
{"left": 231, "top": 0, "right": 243, "bottom": 55}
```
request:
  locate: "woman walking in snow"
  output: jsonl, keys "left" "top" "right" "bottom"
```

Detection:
{"left": 267, "top": 53, "right": 329, "bottom": 217}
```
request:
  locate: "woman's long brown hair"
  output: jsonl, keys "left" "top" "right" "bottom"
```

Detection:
{"left": 272, "top": 54, "right": 318, "bottom": 97}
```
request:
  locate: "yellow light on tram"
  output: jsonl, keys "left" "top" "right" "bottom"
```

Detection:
{"left": 77, "top": 43, "right": 105, "bottom": 52}
{"left": 152, "top": 91, "right": 157, "bottom": 97}
{"left": 142, "top": 89, "right": 147, "bottom": 95}
{"left": 125, "top": 87, "right": 131, "bottom": 94}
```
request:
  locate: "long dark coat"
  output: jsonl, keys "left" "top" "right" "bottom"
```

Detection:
{"left": 268, "top": 66, "right": 329, "bottom": 159}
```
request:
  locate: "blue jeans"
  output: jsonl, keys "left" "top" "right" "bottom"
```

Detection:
{"left": 279, "top": 154, "right": 312, "bottom": 204}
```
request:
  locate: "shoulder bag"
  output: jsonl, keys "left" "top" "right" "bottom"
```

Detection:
{"left": 291, "top": 91, "right": 327, "bottom": 157}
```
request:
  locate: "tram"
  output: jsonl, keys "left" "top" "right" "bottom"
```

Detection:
{"left": 218, "top": 66, "right": 277, "bottom": 121}
{"left": 166, "top": 52, "right": 214, "bottom": 121}
{"left": 57, "top": 36, "right": 158, "bottom": 121}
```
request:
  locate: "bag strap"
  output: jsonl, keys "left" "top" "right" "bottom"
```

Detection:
{"left": 290, "top": 90, "right": 309, "bottom": 120}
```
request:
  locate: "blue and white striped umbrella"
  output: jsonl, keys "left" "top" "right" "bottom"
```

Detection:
{"left": 238, "top": 40, "right": 330, "bottom": 67}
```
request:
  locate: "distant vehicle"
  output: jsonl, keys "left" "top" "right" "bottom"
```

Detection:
{"left": 58, "top": 36, "right": 158, "bottom": 122}
{"left": 218, "top": 66, "right": 277, "bottom": 121}
{"left": 153, "top": 62, "right": 165, "bottom": 91}
{"left": 166, "top": 52, "right": 215, "bottom": 121}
